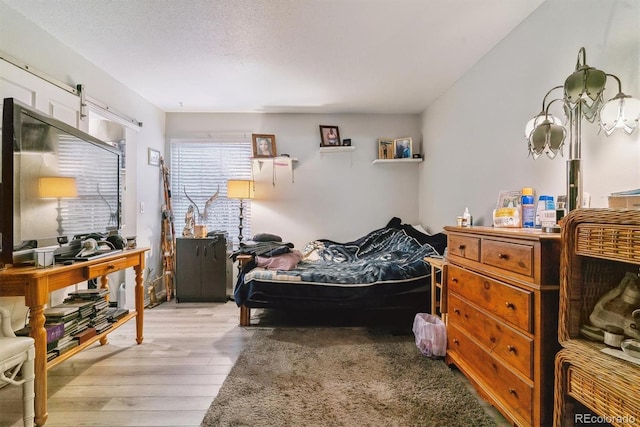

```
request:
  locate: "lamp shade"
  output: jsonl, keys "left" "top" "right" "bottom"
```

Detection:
{"left": 227, "top": 180, "right": 255, "bottom": 200}
{"left": 39, "top": 177, "right": 78, "bottom": 199}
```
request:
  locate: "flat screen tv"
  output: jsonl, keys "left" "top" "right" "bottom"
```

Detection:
{"left": 1, "top": 97, "right": 122, "bottom": 266}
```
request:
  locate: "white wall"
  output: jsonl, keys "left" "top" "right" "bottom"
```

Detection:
{"left": 166, "top": 113, "right": 423, "bottom": 249}
{"left": 0, "top": 2, "right": 167, "bottom": 299}
{"left": 419, "top": 0, "right": 640, "bottom": 231}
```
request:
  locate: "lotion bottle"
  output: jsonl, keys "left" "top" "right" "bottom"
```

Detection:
{"left": 522, "top": 188, "right": 535, "bottom": 228}
{"left": 462, "top": 207, "right": 472, "bottom": 227}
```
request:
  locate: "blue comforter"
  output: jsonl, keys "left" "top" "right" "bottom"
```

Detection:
{"left": 294, "top": 227, "right": 439, "bottom": 284}
{"left": 233, "top": 227, "right": 444, "bottom": 308}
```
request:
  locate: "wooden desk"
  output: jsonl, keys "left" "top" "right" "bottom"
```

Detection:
{"left": 0, "top": 248, "right": 148, "bottom": 426}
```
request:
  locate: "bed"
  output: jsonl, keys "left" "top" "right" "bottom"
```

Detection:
{"left": 232, "top": 219, "right": 447, "bottom": 325}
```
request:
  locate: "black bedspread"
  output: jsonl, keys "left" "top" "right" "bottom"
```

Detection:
{"left": 233, "top": 226, "right": 446, "bottom": 309}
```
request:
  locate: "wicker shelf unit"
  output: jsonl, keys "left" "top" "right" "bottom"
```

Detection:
{"left": 554, "top": 208, "right": 640, "bottom": 426}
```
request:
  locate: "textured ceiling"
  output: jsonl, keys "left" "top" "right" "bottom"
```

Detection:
{"left": 2, "top": 0, "right": 545, "bottom": 114}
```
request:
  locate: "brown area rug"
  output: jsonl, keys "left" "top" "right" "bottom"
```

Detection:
{"left": 201, "top": 326, "right": 496, "bottom": 426}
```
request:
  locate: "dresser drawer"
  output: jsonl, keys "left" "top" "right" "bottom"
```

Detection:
{"left": 482, "top": 239, "right": 534, "bottom": 278}
{"left": 448, "top": 323, "right": 533, "bottom": 422}
{"left": 447, "top": 265, "right": 532, "bottom": 331}
{"left": 448, "top": 293, "right": 533, "bottom": 378}
{"left": 448, "top": 233, "right": 480, "bottom": 262}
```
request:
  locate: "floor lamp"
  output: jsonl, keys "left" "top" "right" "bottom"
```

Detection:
{"left": 525, "top": 47, "right": 640, "bottom": 211}
{"left": 227, "top": 180, "right": 255, "bottom": 245}
{"left": 38, "top": 177, "right": 78, "bottom": 237}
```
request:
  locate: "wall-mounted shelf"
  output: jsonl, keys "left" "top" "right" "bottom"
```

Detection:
{"left": 372, "top": 158, "right": 423, "bottom": 164}
{"left": 251, "top": 156, "right": 298, "bottom": 185}
{"left": 319, "top": 146, "right": 355, "bottom": 153}
{"left": 319, "top": 146, "right": 355, "bottom": 166}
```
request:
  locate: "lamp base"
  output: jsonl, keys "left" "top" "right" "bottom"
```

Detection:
{"left": 194, "top": 225, "right": 208, "bottom": 238}
{"left": 567, "top": 159, "right": 582, "bottom": 212}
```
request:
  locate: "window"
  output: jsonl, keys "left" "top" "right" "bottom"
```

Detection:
{"left": 170, "top": 137, "right": 253, "bottom": 247}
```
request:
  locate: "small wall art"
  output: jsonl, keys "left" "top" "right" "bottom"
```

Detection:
{"left": 148, "top": 148, "right": 160, "bottom": 166}
{"left": 252, "top": 134, "right": 277, "bottom": 157}
{"left": 319, "top": 125, "right": 341, "bottom": 147}
{"left": 378, "top": 138, "right": 394, "bottom": 159}
{"left": 393, "top": 137, "right": 412, "bottom": 158}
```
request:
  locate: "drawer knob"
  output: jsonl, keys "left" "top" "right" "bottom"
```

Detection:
{"left": 108, "top": 264, "right": 116, "bottom": 270}
{"left": 505, "top": 302, "right": 515, "bottom": 309}
{"left": 451, "top": 277, "right": 459, "bottom": 283}
{"left": 458, "top": 244, "right": 466, "bottom": 250}
{"left": 453, "top": 308, "right": 460, "bottom": 315}
{"left": 508, "top": 388, "right": 517, "bottom": 396}
{"left": 453, "top": 338, "right": 460, "bottom": 345}
{"left": 507, "top": 345, "right": 516, "bottom": 353}
{"left": 498, "top": 253, "right": 508, "bottom": 259}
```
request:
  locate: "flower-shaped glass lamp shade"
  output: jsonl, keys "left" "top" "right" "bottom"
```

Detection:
{"left": 600, "top": 94, "right": 640, "bottom": 135}
{"left": 528, "top": 117, "right": 567, "bottom": 159}
{"left": 564, "top": 48, "right": 607, "bottom": 123}
{"left": 599, "top": 75, "right": 640, "bottom": 136}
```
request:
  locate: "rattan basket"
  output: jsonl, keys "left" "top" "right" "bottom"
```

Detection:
{"left": 559, "top": 209, "right": 640, "bottom": 342}
{"left": 555, "top": 208, "right": 640, "bottom": 426}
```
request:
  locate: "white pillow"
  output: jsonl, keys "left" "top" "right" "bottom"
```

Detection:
{"left": 412, "top": 224, "right": 430, "bottom": 236}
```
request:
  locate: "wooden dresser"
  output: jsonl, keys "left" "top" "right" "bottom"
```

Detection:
{"left": 443, "top": 226, "right": 561, "bottom": 426}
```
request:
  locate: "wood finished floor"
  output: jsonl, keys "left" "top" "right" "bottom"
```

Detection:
{"left": 0, "top": 301, "right": 510, "bottom": 427}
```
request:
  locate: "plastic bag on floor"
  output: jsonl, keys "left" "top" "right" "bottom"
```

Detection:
{"left": 412, "top": 313, "right": 446, "bottom": 358}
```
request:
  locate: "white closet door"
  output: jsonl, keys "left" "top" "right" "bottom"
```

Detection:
{"left": 0, "top": 59, "right": 83, "bottom": 130}
{"left": 0, "top": 59, "right": 84, "bottom": 320}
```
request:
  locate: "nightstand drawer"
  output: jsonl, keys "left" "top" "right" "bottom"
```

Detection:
{"left": 448, "top": 293, "right": 533, "bottom": 378}
{"left": 482, "top": 239, "right": 534, "bottom": 278}
{"left": 448, "top": 323, "right": 533, "bottom": 422}
{"left": 448, "top": 233, "right": 480, "bottom": 262}
{"left": 447, "top": 264, "right": 532, "bottom": 331}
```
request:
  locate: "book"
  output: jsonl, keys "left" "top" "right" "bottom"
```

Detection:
{"left": 67, "top": 288, "right": 109, "bottom": 299}
{"left": 73, "top": 327, "right": 97, "bottom": 345}
{"left": 15, "top": 322, "right": 65, "bottom": 344}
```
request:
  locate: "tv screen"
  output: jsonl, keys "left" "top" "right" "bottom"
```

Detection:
{"left": 1, "top": 97, "right": 122, "bottom": 265}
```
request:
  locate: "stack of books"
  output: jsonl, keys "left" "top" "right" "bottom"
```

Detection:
{"left": 17, "top": 287, "right": 129, "bottom": 360}
{"left": 44, "top": 305, "right": 80, "bottom": 359}
{"left": 66, "top": 288, "right": 112, "bottom": 335}
{"left": 15, "top": 322, "right": 66, "bottom": 360}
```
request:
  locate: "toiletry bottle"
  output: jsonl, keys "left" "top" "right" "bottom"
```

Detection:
{"left": 462, "top": 207, "right": 472, "bottom": 227}
{"left": 522, "top": 188, "right": 535, "bottom": 228}
{"left": 535, "top": 195, "right": 551, "bottom": 228}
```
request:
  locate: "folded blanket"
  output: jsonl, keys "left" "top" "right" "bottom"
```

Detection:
{"left": 230, "top": 241, "right": 294, "bottom": 261}
{"left": 256, "top": 250, "right": 303, "bottom": 271}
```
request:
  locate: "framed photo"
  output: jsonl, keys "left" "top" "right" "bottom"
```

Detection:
{"left": 378, "top": 138, "right": 394, "bottom": 159}
{"left": 252, "top": 134, "right": 277, "bottom": 157}
{"left": 393, "top": 137, "right": 412, "bottom": 159}
{"left": 497, "top": 190, "right": 522, "bottom": 208}
{"left": 148, "top": 148, "right": 160, "bottom": 166}
{"left": 319, "top": 125, "right": 341, "bottom": 147}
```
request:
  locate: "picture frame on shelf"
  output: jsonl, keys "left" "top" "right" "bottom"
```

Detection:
{"left": 393, "top": 137, "right": 412, "bottom": 158}
{"left": 148, "top": 148, "right": 160, "bottom": 166}
{"left": 378, "top": 138, "right": 394, "bottom": 159}
{"left": 252, "top": 134, "right": 277, "bottom": 158}
{"left": 319, "top": 125, "right": 341, "bottom": 147}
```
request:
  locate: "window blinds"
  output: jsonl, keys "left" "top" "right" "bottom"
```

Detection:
{"left": 170, "top": 138, "right": 253, "bottom": 247}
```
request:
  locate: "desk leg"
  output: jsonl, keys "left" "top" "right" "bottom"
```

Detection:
{"left": 29, "top": 304, "right": 48, "bottom": 427}
{"left": 99, "top": 275, "right": 110, "bottom": 345}
{"left": 134, "top": 263, "right": 144, "bottom": 344}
